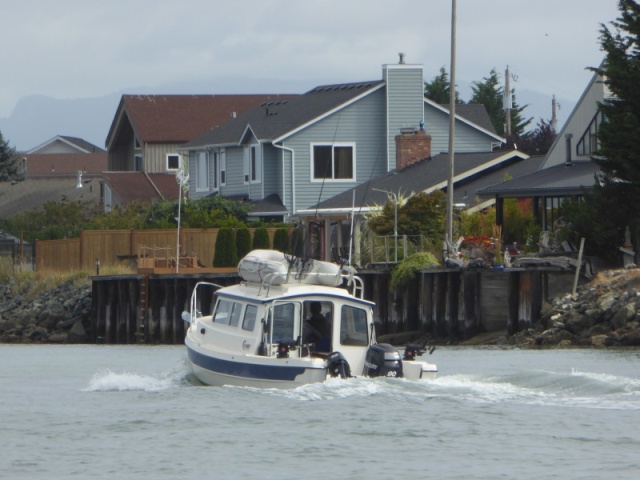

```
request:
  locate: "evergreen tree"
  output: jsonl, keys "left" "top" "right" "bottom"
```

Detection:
{"left": 0, "top": 131, "right": 22, "bottom": 182}
{"left": 518, "top": 118, "right": 557, "bottom": 155}
{"left": 470, "top": 69, "right": 505, "bottom": 133}
{"left": 469, "top": 69, "right": 532, "bottom": 142}
{"left": 252, "top": 227, "right": 270, "bottom": 250}
{"left": 594, "top": 0, "right": 640, "bottom": 195}
{"left": 213, "top": 227, "right": 238, "bottom": 267}
{"left": 235, "top": 227, "right": 252, "bottom": 259}
{"left": 559, "top": 0, "right": 640, "bottom": 262}
{"left": 424, "top": 67, "right": 463, "bottom": 105}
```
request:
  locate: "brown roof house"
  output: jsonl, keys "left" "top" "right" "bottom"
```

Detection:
{"left": 105, "top": 94, "right": 297, "bottom": 173}
{"left": 102, "top": 94, "right": 296, "bottom": 212}
{"left": 0, "top": 136, "right": 107, "bottom": 218}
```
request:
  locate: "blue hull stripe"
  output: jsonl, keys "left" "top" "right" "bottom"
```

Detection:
{"left": 187, "top": 346, "right": 311, "bottom": 381}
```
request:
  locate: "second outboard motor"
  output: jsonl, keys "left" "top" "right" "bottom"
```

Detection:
{"left": 327, "top": 351, "right": 351, "bottom": 379}
{"left": 363, "top": 343, "right": 403, "bottom": 378}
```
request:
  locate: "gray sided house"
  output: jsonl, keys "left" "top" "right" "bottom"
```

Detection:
{"left": 182, "top": 58, "right": 505, "bottom": 259}
{"left": 477, "top": 67, "right": 610, "bottom": 233}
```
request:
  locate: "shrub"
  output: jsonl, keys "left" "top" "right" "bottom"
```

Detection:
{"left": 213, "top": 227, "right": 238, "bottom": 267}
{"left": 252, "top": 227, "right": 270, "bottom": 250}
{"left": 391, "top": 252, "right": 439, "bottom": 290}
{"left": 235, "top": 227, "right": 252, "bottom": 259}
{"left": 272, "top": 228, "right": 290, "bottom": 253}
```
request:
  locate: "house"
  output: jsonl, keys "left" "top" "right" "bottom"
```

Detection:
{"left": 0, "top": 135, "right": 106, "bottom": 218}
{"left": 477, "top": 68, "right": 609, "bottom": 232}
{"left": 181, "top": 56, "right": 509, "bottom": 259}
{"left": 105, "top": 94, "right": 296, "bottom": 173}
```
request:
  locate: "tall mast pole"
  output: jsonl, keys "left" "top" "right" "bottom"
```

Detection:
{"left": 446, "top": 0, "right": 457, "bottom": 251}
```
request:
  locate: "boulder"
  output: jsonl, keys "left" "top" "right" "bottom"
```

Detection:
{"left": 68, "top": 321, "right": 88, "bottom": 343}
{"left": 610, "top": 303, "right": 636, "bottom": 330}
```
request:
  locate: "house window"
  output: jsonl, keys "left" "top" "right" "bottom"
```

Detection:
{"left": 166, "top": 154, "right": 180, "bottom": 171}
{"left": 196, "top": 151, "right": 209, "bottom": 191}
{"left": 244, "top": 145, "right": 261, "bottom": 184}
{"left": 134, "top": 154, "right": 143, "bottom": 172}
{"left": 220, "top": 150, "right": 226, "bottom": 186}
{"left": 211, "top": 151, "right": 218, "bottom": 189}
{"left": 312, "top": 144, "right": 355, "bottom": 180}
{"left": 134, "top": 136, "right": 141, "bottom": 149}
{"left": 576, "top": 111, "right": 603, "bottom": 156}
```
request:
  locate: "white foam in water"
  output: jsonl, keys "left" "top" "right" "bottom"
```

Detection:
{"left": 83, "top": 369, "right": 176, "bottom": 392}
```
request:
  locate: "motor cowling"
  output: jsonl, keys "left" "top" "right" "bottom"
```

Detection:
{"left": 327, "top": 351, "right": 351, "bottom": 378}
{"left": 363, "top": 343, "right": 403, "bottom": 378}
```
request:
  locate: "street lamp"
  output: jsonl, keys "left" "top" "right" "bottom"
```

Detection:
{"left": 373, "top": 188, "right": 398, "bottom": 263}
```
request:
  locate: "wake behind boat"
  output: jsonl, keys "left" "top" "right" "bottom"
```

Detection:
{"left": 182, "top": 249, "right": 437, "bottom": 389}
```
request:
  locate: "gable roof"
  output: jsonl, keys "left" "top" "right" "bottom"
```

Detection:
{"left": 26, "top": 135, "right": 105, "bottom": 154}
{"left": 0, "top": 178, "right": 101, "bottom": 219}
{"left": 182, "top": 81, "right": 386, "bottom": 148}
{"left": 25, "top": 152, "right": 107, "bottom": 178}
{"left": 427, "top": 99, "right": 503, "bottom": 141}
{"left": 103, "top": 172, "right": 182, "bottom": 204}
{"left": 106, "top": 94, "right": 297, "bottom": 149}
{"left": 476, "top": 160, "right": 601, "bottom": 198}
{"left": 303, "top": 150, "right": 535, "bottom": 214}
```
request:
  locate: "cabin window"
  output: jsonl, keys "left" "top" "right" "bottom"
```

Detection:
{"left": 213, "top": 299, "right": 232, "bottom": 325}
{"left": 340, "top": 305, "right": 369, "bottom": 346}
{"left": 271, "top": 302, "right": 296, "bottom": 342}
{"left": 228, "top": 302, "right": 242, "bottom": 328}
{"left": 242, "top": 305, "right": 258, "bottom": 331}
{"left": 134, "top": 154, "right": 143, "bottom": 172}
{"left": 213, "top": 299, "right": 243, "bottom": 328}
{"left": 311, "top": 143, "right": 355, "bottom": 181}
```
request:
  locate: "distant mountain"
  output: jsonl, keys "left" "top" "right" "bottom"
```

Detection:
{"left": 0, "top": 79, "right": 574, "bottom": 153}
{"left": 0, "top": 94, "right": 120, "bottom": 152}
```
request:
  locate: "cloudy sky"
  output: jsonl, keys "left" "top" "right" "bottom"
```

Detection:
{"left": 0, "top": 0, "right": 621, "bottom": 136}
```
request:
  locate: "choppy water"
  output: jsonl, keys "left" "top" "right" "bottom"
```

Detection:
{"left": 2, "top": 345, "right": 640, "bottom": 479}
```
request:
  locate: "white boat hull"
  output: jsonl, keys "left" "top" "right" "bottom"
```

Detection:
{"left": 186, "top": 335, "right": 328, "bottom": 389}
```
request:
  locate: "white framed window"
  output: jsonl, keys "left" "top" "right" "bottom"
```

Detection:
{"left": 134, "top": 154, "right": 143, "bottom": 172}
{"left": 211, "top": 151, "right": 218, "bottom": 190}
{"left": 166, "top": 153, "right": 180, "bottom": 172}
{"left": 134, "top": 136, "right": 141, "bottom": 149}
{"left": 196, "top": 151, "right": 209, "bottom": 191}
{"left": 220, "top": 149, "right": 226, "bottom": 186}
{"left": 244, "top": 145, "right": 261, "bottom": 184}
{"left": 311, "top": 143, "right": 355, "bottom": 181}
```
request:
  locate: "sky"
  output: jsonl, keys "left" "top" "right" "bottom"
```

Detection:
{"left": 0, "top": 0, "right": 622, "bottom": 147}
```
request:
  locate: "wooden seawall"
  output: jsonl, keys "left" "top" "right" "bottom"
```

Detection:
{"left": 90, "top": 267, "right": 576, "bottom": 344}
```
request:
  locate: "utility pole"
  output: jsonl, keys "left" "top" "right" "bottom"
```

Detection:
{"left": 504, "top": 65, "right": 512, "bottom": 138}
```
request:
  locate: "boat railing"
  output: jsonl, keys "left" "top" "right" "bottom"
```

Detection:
{"left": 187, "top": 281, "right": 224, "bottom": 325}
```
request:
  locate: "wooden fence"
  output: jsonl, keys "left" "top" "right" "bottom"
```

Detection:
{"left": 35, "top": 228, "right": 282, "bottom": 271}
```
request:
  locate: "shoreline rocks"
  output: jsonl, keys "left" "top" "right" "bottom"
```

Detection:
{"left": 0, "top": 279, "right": 92, "bottom": 344}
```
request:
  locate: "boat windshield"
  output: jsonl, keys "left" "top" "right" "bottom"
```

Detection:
{"left": 339, "top": 304, "right": 369, "bottom": 346}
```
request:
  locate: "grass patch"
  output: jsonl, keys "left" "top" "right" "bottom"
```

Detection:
{"left": 0, "top": 258, "right": 135, "bottom": 301}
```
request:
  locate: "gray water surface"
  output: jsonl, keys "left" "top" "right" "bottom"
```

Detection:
{"left": 2, "top": 345, "right": 639, "bottom": 479}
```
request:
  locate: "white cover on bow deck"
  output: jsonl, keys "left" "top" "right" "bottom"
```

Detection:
{"left": 237, "top": 250, "right": 342, "bottom": 286}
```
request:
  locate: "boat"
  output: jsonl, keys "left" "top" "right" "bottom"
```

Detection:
{"left": 182, "top": 249, "right": 437, "bottom": 389}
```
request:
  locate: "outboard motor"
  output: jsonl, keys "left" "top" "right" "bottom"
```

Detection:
{"left": 363, "top": 343, "right": 403, "bottom": 378}
{"left": 326, "top": 351, "right": 351, "bottom": 379}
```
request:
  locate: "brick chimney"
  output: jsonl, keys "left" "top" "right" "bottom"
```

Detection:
{"left": 395, "top": 125, "right": 432, "bottom": 171}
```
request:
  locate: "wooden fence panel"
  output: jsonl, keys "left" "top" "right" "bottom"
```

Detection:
{"left": 36, "top": 227, "right": 286, "bottom": 272}
{"left": 36, "top": 238, "right": 80, "bottom": 271}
